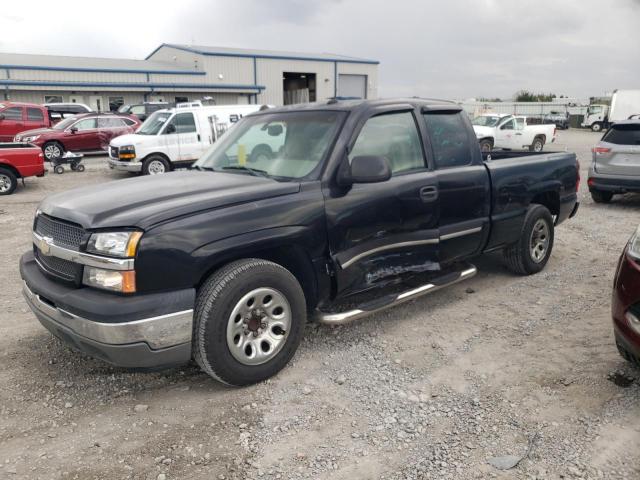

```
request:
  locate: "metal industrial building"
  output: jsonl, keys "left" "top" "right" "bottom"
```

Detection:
{"left": 0, "top": 44, "right": 379, "bottom": 110}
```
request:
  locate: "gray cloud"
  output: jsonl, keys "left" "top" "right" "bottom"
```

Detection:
{"left": 1, "top": 0, "right": 639, "bottom": 100}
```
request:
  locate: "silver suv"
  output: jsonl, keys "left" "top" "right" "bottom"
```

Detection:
{"left": 588, "top": 120, "right": 640, "bottom": 203}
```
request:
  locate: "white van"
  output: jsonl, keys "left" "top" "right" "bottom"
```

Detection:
{"left": 108, "top": 104, "right": 265, "bottom": 174}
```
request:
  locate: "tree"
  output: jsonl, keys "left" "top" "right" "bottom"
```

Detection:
{"left": 514, "top": 90, "right": 557, "bottom": 102}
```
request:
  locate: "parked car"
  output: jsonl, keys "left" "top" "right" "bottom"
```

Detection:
{"left": 0, "top": 102, "right": 50, "bottom": 142}
{"left": 109, "top": 104, "right": 264, "bottom": 175}
{"left": 0, "top": 143, "right": 45, "bottom": 195}
{"left": 544, "top": 111, "right": 570, "bottom": 130}
{"left": 472, "top": 113, "right": 556, "bottom": 152}
{"left": 587, "top": 120, "right": 640, "bottom": 203}
{"left": 612, "top": 225, "right": 640, "bottom": 366}
{"left": 19, "top": 98, "right": 579, "bottom": 386}
{"left": 118, "top": 102, "right": 170, "bottom": 122}
{"left": 43, "top": 103, "right": 92, "bottom": 114}
{"left": 582, "top": 90, "right": 640, "bottom": 132}
{"left": 14, "top": 113, "right": 141, "bottom": 161}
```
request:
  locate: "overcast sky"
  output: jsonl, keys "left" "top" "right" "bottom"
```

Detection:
{"left": 2, "top": 0, "right": 639, "bottom": 100}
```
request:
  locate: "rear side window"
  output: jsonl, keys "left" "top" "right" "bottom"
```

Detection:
{"left": 27, "top": 108, "right": 44, "bottom": 122}
{"left": 122, "top": 118, "right": 136, "bottom": 126}
{"left": 2, "top": 107, "right": 23, "bottom": 121}
{"left": 602, "top": 125, "right": 640, "bottom": 145}
{"left": 423, "top": 112, "right": 472, "bottom": 168}
{"left": 98, "top": 117, "right": 125, "bottom": 128}
{"left": 349, "top": 111, "right": 425, "bottom": 175}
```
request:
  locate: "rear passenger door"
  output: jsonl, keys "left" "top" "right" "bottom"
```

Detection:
{"left": 324, "top": 107, "right": 440, "bottom": 296}
{"left": 25, "top": 107, "right": 47, "bottom": 131}
{"left": 422, "top": 108, "right": 490, "bottom": 263}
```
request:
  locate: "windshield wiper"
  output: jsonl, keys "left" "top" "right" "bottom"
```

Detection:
{"left": 221, "top": 165, "right": 269, "bottom": 177}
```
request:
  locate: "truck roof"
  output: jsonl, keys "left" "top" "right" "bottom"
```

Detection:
{"left": 255, "top": 98, "right": 461, "bottom": 116}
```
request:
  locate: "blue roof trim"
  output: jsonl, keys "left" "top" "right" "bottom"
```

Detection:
{"left": 147, "top": 43, "right": 380, "bottom": 65}
{"left": 0, "top": 63, "right": 205, "bottom": 76}
{"left": 0, "top": 80, "right": 265, "bottom": 91}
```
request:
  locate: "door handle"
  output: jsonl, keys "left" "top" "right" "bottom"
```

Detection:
{"left": 197, "top": 134, "right": 201, "bottom": 141}
{"left": 515, "top": 132, "right": 523, "bottom": 135}
{"left": 419, "top": 186, "right": 438, "bottom": 202}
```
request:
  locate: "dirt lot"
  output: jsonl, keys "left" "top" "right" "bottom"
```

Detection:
{"left": 1, "top": 129, "right": 639, "bottom": 480}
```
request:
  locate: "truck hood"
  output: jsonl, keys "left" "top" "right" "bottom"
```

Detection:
{"left": 472, "top": 126, "right": 494, "bottom": 138}
{"left": 39, "top": 171, "right": 300, "bottom": 230}
{"left": 110, "top": 133, "right": 158, "bottom": 148}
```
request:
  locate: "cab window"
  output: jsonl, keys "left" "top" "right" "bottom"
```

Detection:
{"left": 2, "top": 107, "right": 23, "bottom": 121}
{"left": 423, "top": 112, "right": 472, "bottom": 169}
{"left": 166, "top": 112, "right": 197, "bottom": 134}
{"left": 27, "top": 108, "right": 45, "bottom": 122}
{"left": 500, "top": 119, "right": 515, "bottom": 130}
{"left": 349, "top": 111, "right": 425, "bottom": 175}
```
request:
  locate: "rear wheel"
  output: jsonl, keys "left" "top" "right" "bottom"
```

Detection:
{"left": 142, "top": 155, "right": 170, "bottom": 175}
{"left": 249, "top": 144, "right": 273, "bottom": 163}
{"left": 54, "top": 165, "right": 65, "bottom": 174}
{"left": 193, "top": 259, "right": 306, "bottom": 386}
{"left": 0, "top": 168, "right": 17, "bottom": 195}
{"left": 479, "top": 139, "right": 493, "bottom": 153}
{"left": 43, "top": 142, "right": 64, "bottom": 161}
{"left": 529, "top": 137, "right": 544, "bottom": 152}
{"left": 504, "top": 204, "right": 554, "bottom": 275}
{"left": 591, "top": 189, "right": 613, "bottom": 203}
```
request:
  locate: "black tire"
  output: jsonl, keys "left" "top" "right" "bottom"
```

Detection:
{"left": 43, "top": 141, "right": 64, "bottom": 162}
{"left": 479, "top": 139, "right": 493, "bottom": 153}
{"left": 591, "top": 122, "right": 602, "bottom": 133}
{"left": 142, "top": 155, "right": 170, "bottom": 175}
{"left": 54, "top": 165, "right": 65, "bottom": 175}
{"left": 76, "top": 164, "right": 85, "bottom": 172}
{"left": 529, "top": 137, "right": 544, "bottom": 152}
{"left": 0, "top": 167, "right": 18, "bottom": 195}
{"left": 249, "top": 144, "right": 273, "bottom": 163}
{"left": 503, "top": 204, "right": 554, "bottom": 275}
{"left": 590, "top": 190, "right": 613, "bottom": 203}
{"left": 193, "top": 259, "right": 306, "bottom": 386}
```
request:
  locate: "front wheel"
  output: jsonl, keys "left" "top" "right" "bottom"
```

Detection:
{"left": 43, "top": 142, "right": 64, "bottom": 161}
{"left": 503, "top": 204, "right": 554, "bottom": 275}
{"left": 591, "top": 122, "right": 602, "bottom": 133}
{"left": 193, "top": 259, "right": 306, "bottom": 386}
{"left": 479, "top": 139, "right": 493, "bottom": 153}
{"left": 142, "top": 155, "right": 170, "bottom": 175}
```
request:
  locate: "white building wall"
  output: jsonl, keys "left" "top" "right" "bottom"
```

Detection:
{"left": 256, "top": 58, "right": 335, "bottom": 105}
{"left": 336, "top": 63, "right": 378, "bottom": 99}
{"left": 9, "top": 69, "right": 147, "bottom": 83}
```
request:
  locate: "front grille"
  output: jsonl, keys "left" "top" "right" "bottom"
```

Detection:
{"left": 35, "top": 214, "right": 85, "bottom": 251}
{"left": 34, "top": 247, "right": 83, "bottom": 283}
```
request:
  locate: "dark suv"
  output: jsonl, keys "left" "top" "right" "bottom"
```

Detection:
{"left": 14, "top": 113, "right": 141, "bottom": 161}
{"left": 117, "top": 102, "right": 170, "bottom": 122}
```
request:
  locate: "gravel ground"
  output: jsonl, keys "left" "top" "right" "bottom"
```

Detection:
{"left": 1, "top": 129, "right": 639, "bottom": 480}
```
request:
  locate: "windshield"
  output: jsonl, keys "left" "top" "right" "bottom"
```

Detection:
{"left": 118, "top": 104, "right": 131, "bottom": 113}
{"left": 194, "top": 111, "right": 345, "bottom": 180}
{"left": 53, "top": 116, "right": 80, "bottom": 130}
{"left": 137, "top": 111, "right": 172, "bottom": 135}
{"left": 472, "top": 115, "right": 502, "bottom": 127}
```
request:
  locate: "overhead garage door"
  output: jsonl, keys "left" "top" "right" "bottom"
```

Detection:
{"left": 338, "top": 74, "right": 367, "bottom": 99}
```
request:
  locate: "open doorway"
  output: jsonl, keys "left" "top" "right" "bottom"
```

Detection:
{"left": 283, "top": 72, "right": 316, "bottom": 105}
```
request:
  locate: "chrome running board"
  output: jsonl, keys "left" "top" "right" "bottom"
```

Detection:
{"left": 316, "top": 266, "right": 477, "bottom": 325}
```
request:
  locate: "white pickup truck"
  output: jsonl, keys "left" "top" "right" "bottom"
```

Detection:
{"left": 472, "top": 113, "right": 556, "bottom": 152}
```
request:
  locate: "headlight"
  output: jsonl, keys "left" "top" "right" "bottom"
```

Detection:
{"left": 23, "top": 135, "right": 40, "bottom": 142}
{"left": 118, "top": 145, "right": 136, "bottom": 160}
{"left": 83, "top": 267, "right": 136, "bottom": 293}
{"left": 86, "top": 231, "right": 142, "bottom": 258}
{"left": 628, "top": 226, "right": 640, "bottom": 260}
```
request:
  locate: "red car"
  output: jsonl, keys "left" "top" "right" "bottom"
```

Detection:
{"left": 14, "top": 113, "right": 141, "bottom": 161}
{"left": 0, "top": 143, "right": 45, "bottom": 195}
{"left": 0, "top": 102, "right": 51, "bottom": 142}
{"left": 613, "top": 226, "right": 640, "bottom": 365}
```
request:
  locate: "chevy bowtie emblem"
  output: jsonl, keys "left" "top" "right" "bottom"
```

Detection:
{"left": 39, "top": 236, "right": 54, "bottom": 256}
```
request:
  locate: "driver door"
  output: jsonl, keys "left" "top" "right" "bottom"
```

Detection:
{"left": 323, "top": 108, "right": 440, "bottom": 297}
{"left": 495, "top": 118, "right": 518, "bottom": 149}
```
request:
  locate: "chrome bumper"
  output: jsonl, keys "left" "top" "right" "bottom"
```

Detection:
{"left": 108, "top": 158, "right": 142, "bottom": 172}
{"left": 22, "top": 281, "right": 193, "bottom": 350}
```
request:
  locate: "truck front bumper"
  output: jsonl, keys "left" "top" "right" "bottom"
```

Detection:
{"left": 108, "top": 158, "right": 142, "bottom": 172}
{"left": 588, "top": 166, "right": 640, "bottom": 194}
{"left": 20, "top": 251, "right": 194, "bottom": 369}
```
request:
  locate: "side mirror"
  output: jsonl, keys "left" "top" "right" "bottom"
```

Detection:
{"left": 267, "top": 124, "right": 283, "bottom": 136}
{"left": 165, "top": 123, "right": 176, "bottom": 134}
{"left": 337, "top": 155, "right": 392, "bottom": 186}
{"left": 0, "top": 113, "right": 4, "bottom": 121}
{"left": 70, "top": 127, "right": 78, "bottom": 134}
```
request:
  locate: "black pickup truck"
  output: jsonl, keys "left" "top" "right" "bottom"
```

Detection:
{"left": 20, "top": 99, "right": 580, "bottom": 386}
